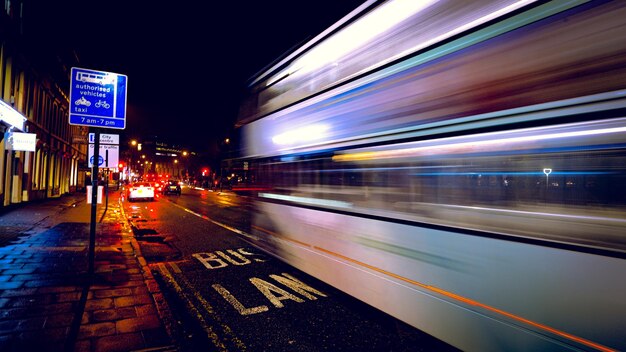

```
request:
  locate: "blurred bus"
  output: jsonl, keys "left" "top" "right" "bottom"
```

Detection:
{"left": 235, "top": 1, "right": 626, "bottom": 351}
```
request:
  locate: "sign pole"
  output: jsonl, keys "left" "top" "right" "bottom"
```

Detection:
{"left": 105, "top": 150, "right": 109, "bottom": 211}
{"left": 89, "top": 128, "right": 100, "bottom": 276}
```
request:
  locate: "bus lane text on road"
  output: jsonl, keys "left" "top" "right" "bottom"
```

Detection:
{"left": 193, "top": 248, "right": 328, "bottom": 316}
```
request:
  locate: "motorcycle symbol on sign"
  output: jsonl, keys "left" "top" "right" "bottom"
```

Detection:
{"left": 95, "top": 100, "right": 111, "bottom": 109}
{"left": 74, "top": 96, "right": 91, "bottom": 107}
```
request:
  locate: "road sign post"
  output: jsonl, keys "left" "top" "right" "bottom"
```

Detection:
{"left": 105, "top": 149, "right": 109, "bottom": 211}
{"left": 89, "top": 128, "right": 100, "bottom": 276}
{"left": 68, "top": 67, "right": 128, "bottom": 278}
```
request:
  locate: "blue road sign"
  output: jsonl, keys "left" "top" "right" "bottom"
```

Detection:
{"left": 90, "top": 155, "right": 105, "bottom": 167}
{"left": 69, "top": 67, "right": 128, "bottom": 129}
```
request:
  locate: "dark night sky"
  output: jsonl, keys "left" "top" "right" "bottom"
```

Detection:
{"left": 27, "top": 1, "right": 366, "bottom": 153}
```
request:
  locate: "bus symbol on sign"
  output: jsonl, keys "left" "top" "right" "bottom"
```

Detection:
{"left": 75, "top": 71, "right": 115, "bottom": 85}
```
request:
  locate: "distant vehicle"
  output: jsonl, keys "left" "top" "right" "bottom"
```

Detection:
{"left": 162, "top": 180, "right": 181, "bottom": 195}
{"left": 126, "top": 182, "right": 155, "bottom": 201}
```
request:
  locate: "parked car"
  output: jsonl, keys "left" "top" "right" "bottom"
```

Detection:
{"left": 127, "top": 182, "right": 155, "bottom": 201}
{"left": 162, "top": 180, "right": 181, "bottom": 195}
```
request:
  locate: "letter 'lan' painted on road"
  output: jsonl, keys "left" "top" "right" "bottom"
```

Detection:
{"left": 213, "top": 273, "right": 327, "bottom": 315}
{"left": 193, "top": 248, "right": 268, "bottom": 270}
{"left": 212, "top": 284, "right": 269, "bottom": 315}
{"left": 250, "top": 277, "right": 305, "bottom": 308}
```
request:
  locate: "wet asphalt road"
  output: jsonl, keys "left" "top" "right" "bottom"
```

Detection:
{"left": 122, "top": 186, "right": 459, "bottom": 352}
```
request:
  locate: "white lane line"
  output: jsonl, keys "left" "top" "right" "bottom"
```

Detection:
{"left": 169, "top": 202, "right": 260, "bottom": 241}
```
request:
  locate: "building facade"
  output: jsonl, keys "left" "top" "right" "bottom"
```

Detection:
{"left": 0, "top": 1, "right": 86, "bottom": 211}
{"left": 123, "top": 137, "right": 192, "bottom": 181}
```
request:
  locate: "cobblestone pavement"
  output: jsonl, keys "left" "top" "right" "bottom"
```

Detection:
{"left": 0, "top": 189, "right": 177, "bottom": 352}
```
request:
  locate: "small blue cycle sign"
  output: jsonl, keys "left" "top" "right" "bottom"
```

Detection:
{"left": 90, "top": 155, "right": 105, "bottom": 166}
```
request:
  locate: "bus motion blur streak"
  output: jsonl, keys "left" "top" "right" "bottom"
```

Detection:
{"left": 253, "top": 224, "right": 615, "bottom": 352}
{"left": 234, "top": 0, "right": 626, "bottom": 350}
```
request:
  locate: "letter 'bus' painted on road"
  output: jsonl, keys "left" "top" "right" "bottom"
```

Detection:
{"left": 193, "top": 248, "right": 268, "bottom": 269}
{"left": 213, "top": 273, "right": 327, "bottom": 315}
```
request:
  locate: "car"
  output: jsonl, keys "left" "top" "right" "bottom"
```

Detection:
{"left": 162, "top": 180, "right": 181, "bottom": 195}
{"left": 126, "top": 182, "right": 155, "bottom": 201}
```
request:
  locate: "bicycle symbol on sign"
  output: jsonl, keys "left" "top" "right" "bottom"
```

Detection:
{"left": 95, "top": 100, "right": 111, "bottom": 109}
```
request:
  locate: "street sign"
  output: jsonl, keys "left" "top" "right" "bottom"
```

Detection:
{"left": 88, "top": 144, "right": 119, "bottom": 167}
{"left": 4, "top": 132, "right": 36, "bottom": 151}
{"left": 88, "top": 133, "right": 119, "bottom": 145}
{"left": 69, "top": 67, "right": 128, "bottom": 129}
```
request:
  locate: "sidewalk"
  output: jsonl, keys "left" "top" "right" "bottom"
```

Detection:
{"left": 0, "top": 188, "right": 176, "bottom": 351}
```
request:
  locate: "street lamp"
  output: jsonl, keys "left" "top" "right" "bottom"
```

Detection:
{"left": 182, "top": 151, "right": 189, "bottom": 182}
{"left": 219, "top": 137, "right": 232, "bottom": 192}
{"left": 128, "top": 140, "right": 140, "bottom": 182}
